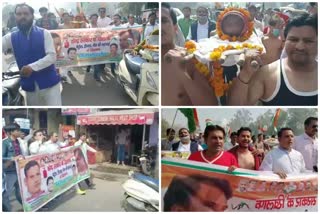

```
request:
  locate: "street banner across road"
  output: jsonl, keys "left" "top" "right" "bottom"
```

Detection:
{"left": 50, "top": 26, "right": 143, "bottom": 68}
{"left": 162, "top": 158, "right": 318, "bottom": 212}
{"left": 16, "top": 146, "right": 90, "bottom": 212}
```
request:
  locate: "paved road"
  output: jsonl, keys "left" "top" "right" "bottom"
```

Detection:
{"left": 8, "top": 173, "right": 127, "bottom": 212}
{"left": 61, "top": 66, "right": 136, "bottom": 106}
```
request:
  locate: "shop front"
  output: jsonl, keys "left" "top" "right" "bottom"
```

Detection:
{"left": 76, "top": 109, "right": 158, "bottom": 165}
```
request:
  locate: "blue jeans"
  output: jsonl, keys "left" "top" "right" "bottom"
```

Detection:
{"left": 5, "top": 172, "right": 22, "bottom": 205}
{"left": 117, "top": 144, "right": 125, "bottom": 162}
{"left": 93, "top": 64, "right": 105, "bottom": 80}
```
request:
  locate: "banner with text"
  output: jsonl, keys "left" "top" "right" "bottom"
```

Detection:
{"left": 16, "top": 146, "right": 90, "bottom": 212}
{"left": 50, "top": 26, "right": 143, "bottom": 68}
{"left": 162, "top": 158, "right": 318, "bottom": 212}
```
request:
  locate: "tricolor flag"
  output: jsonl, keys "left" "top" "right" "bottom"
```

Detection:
{"left": 272, "top": 108, "right": 281, "bottom": 132}
{"left": 178, "top": 109, "right": 199, "bottom": 133}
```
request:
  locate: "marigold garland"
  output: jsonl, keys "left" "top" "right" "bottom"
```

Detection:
{"left": 184, "top": 40, "right": 263, "bottom": 98}
{"left": 216, "top": 7, "right": 254, "bottom": 42}
{"left": 142, "top": 45, "right": 159, "bottom": 51}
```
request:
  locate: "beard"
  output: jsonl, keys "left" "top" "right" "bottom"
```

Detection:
{"left": 17, "top": 19, "right": 33, "bottom": 33}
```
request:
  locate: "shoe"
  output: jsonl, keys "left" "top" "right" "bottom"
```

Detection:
{"left": 77, "top": 189, "right": 86, "bottom": 195}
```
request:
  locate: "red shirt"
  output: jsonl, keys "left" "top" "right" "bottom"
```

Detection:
{"left": 188, "top": 151, "right": 239, "bottom": 167}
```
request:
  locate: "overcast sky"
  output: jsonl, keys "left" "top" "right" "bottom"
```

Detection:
{"left": 162, "top": 108, "right": 283, "bottom": 131}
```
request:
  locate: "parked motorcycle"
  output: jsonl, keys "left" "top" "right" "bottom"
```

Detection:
{"left": 116, "top": 35, "right": 159, "bottom": 106}
{"left": 121, "top": 171, "right": 159, "bottom": 212}
{"left": 2, "top": 61, "right": 24, "bottom": 106}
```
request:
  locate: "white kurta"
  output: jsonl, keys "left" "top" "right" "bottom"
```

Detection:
{"left": 294, "top": 133, "right": 318, "bottom": 170}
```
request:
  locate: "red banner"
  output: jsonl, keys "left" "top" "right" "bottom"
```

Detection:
{"left": 77, "top": 113, "right": 154, "bottom": 125}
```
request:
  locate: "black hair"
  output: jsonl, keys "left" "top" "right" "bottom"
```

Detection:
{"left": 237, "top": 127, "right": 252, "bottom": 136}
{"left": 90, "top": 14, "right": 98, "bottom": 19}
{"left": 15, "top": 3, "right": 34, "bottom": 15}
{"left": 24, "top": 160, "right": 40, "bottom": 177}
{"left": 230, "top": 132, "right": 237, "bottom": 137}
{"left": 62, "top": 12, "right": 70, "bottom": 17}
{"left": 110, "top": 43, "right": 118, "bottom": 49}
{"left": 204, "top": 125, "right": 226, "bottom": 139}
{"left": 49, "top": 132, "right": 57, "bottom": 138}
{"left": 277, "top": 127, "right": 293, "bottom": 138}
{"left": 284, "top": 14, "right": 317, "bottom": 39}
{"left": 166, "top": 128, "right": 175, "bottom": 136}
{"left": 304, "top": 117, "right": 318, "bottom": 126}
{"left": 148, "top": 12, "right": 157, "bottom": 18}
{"left": 163, "top": 174, "right": 232, "bottom": 211}
{"left": 39, "top": 7, "right": 48, "bottom": 13}
{"left": 258, "top": 133, "right": 263, "bottom": 138}
{"left": 182, "top": 6, "right": 191, "bottom": 12}
{"left": 178, "top": 128, "right": 189, "bottom": 135}
{"left": 4, "top": 123, "right": 20, "bottom": 133}
{"left": 98, "top": 8, "right": 106, "bottom": 12}
{"left": 161, "top": 2, "right": 177, "bottom": 25}
{"left": 33, "top": 129, "right": 43, "bottom": 137}
{"left": 50, "top": 32, "right": 60, "bottom": 39}
{"left": 113, "top": 14, "right": 121, "bottom": 19}
{"left": 46, "top": 176, "right": 54, "bottom": 185}
{"left": 67, "top": 47, "right": 77, "bottom": 54}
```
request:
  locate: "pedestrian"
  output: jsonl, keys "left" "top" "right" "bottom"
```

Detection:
{"left": 2, "top": 3, "right": 61, "bottom": 106}
{"left": 144, "top": 12, "right": 159, "bottom": 39}
{"left": 35, "top": 7, "right": 58, "bottom": 30}
{"left": 172, "top": 128, "right": 203, "bottom": 153}
{"left": 161, "top": 128, "right": 176, "bottom": 151}
{"left": 115, "top": 129, "right": 129, "bottom": 166}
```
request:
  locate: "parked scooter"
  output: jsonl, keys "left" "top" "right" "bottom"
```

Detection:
{"left": 121, "top": 171, "right": 159, "bottom": 212}
{"left": 2, "top": 61, "right": 24, "bottom": 106}
{"left": 116, "top": 35, "right": 159, "bottom": 106}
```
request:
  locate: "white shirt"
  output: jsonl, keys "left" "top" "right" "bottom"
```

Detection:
{"left": 144, "top": 23, "right": 159, "bottom": 38}
{"left": 293, "top": 133, "right": 318, "bottom": 170}
{"left": 29, "top": 141, "right": 46, "bottom": 155}
{"left": 177, "top": 141, "right": 203, "bottom": 152}
{"left": 259, "top": 147, "right": 306, "bottom": 174}
{"left": 43, "top": 140, "right": 60, "bottom": 154}
{"left": 2, "top": 26, "right": 56, "bottom": 72}
{"left": 197, "top": 21, "right": 209, "bottom": 42}
{"left": 18, "top": 138, "right": 30, "bottom": 156}
{"left": 97, "top": 16, "right": 112, "bottom": 28}
{"left": 254, "top": 18, "right": 263, "bottom": 32}
{"left": 125, "top": 23, "right": 138, "bottom": 28}
{"left": 74, "top": 140, "right": 97, "bottom": 163}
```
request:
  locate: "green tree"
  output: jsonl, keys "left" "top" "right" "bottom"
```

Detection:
{"left": 286, "top": 109, "right": 317, "bottom": 135}
{"left": 161, "top": 118, "right": 170, "bottom": 138}
{"left": 227, "top": 109, "right": 253, "bottom": 132}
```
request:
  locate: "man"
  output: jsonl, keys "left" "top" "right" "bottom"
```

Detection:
{"left": 188, "top": 125, "right": 238, "bottom": 170}
{"left": 35, "top": 7, "right": 58, "bottom": 30}
{"left": 59, "top": 12, "right": 73, "bottom": 29}
{"left": 261, "top": 15, "right": 284, "bottom": 65}
{"left": 259, "top": 128, "right": 307, "bottom": 179}
{"left": 178, "top": 7, "right": 193, "bottom": 39}
{"left": 67, "top": 47, "right": 77, "bottom": 61}
{"left": 228, "top": 127, "right": 262, "bottom": 170}
{"left": 172, "top": 128, "right": 202, "bottom": 153}
{"left": 3, "top": 4, "right": 61, "bottom": 106}
{"left": 46, "top": 176, "right": 54, "bottom": 192}
{"left": 111, "top": 14, "right": 123, "bottom": 27}
{"left": 228, "top": 14, "right": 317, "bottom": 106}
{"left": 294, "top": 117, "right": 318, "bottom": 171}
{"left": 29, "top": 129, "right": 46, "bottom": 155}
{"left": 126, "top": 14, "right": 138, "bottom": 27}
{"left": 161, "top": 128, "right": 176, "bottom": 151}
{"left": 161, "top": 3, "right": 217, "bottom": 105}
{"left": 115, "top": 129, "right": 128, "bottom": 165}
{"left": 187, "top": 6, "right": 216, "bottom": 42}
{"left": 43, "top": 132, "right": 60, "bottom": 154}
{"left": 75, "top": 133, "right": 96, "bottom": 188}
{"left": 24, "top": 160, "right": 44, "bottom": 200}
{"left": 88, "top": 14, "right": 98, "bottom": 28}
{"left": 2, "top": 124, "right": 23, "bottom": 208}
{"left": 144, "top": 12, "right": 158, "bottom": 39}
{"left": 109, "top": 43, "right": 119, "bottom": 58}
{"left": 164, "top": 174, "right": 232, "bottom": 211}
{"left": 97, "top": 7, "right": 112, "bottom": 27}
{"left": 248, "top": 5, "right": 263, "bottom": 33}
{"left": 224, "top": 132, "right": 238, "bottom": 150}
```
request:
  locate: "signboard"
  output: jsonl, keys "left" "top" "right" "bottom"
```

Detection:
{"left": 77, "top": 113, "right": 155, "bottom": 125}
{"left": 14, "top": 118, "right": 30, "bottom": 130}
{"left": 162, "top": 158, "right": 318, "bottom": 212}
{"left": 16, "top": 146, "right": 90, "bottom": 212}
{"left": 61, "top": 108, "right": 91, "bottom": 116}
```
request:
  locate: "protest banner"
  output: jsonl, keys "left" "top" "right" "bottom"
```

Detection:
{"left": 50, "top": 26, "right": 143, "bottom": 68}
{"left": 162, "top": 158, "right": 318, "bottom": 212}
{"left": 161, "top": 151, "right": 190, "bottom": 159}
{"left": 15, "top": 146, "right": 90, "bottom": 212}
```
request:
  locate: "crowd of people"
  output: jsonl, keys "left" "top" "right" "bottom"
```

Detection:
{"left": 2, "top": 3, "right": 159, "bottom": 105}
{"left": 2, "top": 123, "right": 96, "bottom": 211}
{"left": 162, "top": 116, "right": 318, "bottom": 177}
{"left": 161, "top": 2, "right": 318, "bottom": 106}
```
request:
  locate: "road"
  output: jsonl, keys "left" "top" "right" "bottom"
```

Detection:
{"left": 2, "top": 55, "right": 136, "bottom": 106}
{"left": 8, "top": 173, "right": 127, "bottom": 212}
{"left": 61, "top": 66, "right": 136, "bottom": 106}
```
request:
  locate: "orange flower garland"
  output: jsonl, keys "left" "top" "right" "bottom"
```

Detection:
{"left": 216, "top": 7, "right": 254, "bottom": 42}
{"left": 142, "top": 45, "right": 159, "bottom": 51}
